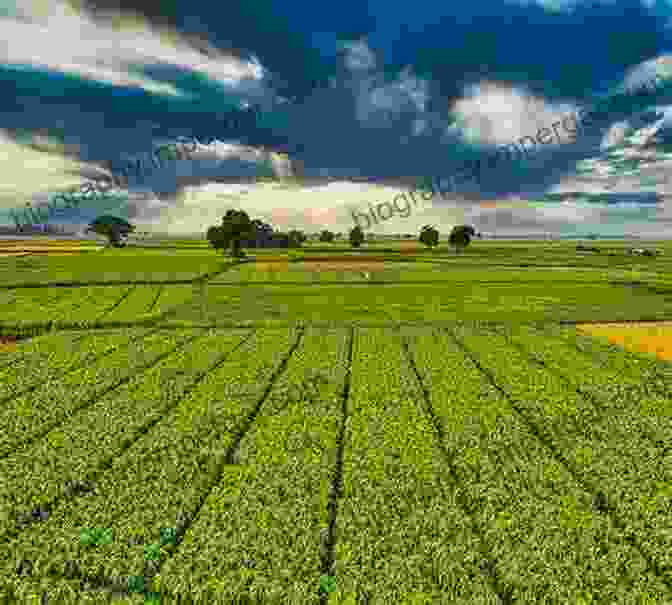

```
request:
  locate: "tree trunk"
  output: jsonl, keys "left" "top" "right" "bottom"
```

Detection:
{"left": 231, "top": 239, "right": 245, "bottom": 257}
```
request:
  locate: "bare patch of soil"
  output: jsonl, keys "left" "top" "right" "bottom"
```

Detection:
{"left": 0, "top": 335, "right": 21, "bottom": 351}
{"left": 299, "top": 261, "right": 388, "bottom": 272}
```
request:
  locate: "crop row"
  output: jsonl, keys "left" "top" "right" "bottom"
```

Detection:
{"left": 0, "top": 287, "right": 74, "bottom": 320}
{"left": 537, "top": 323, "right": 672, "bottom": 394}
{"left": 211, "top": 263, "right": 635, "bottom": 285}
{"left": 0, "top": 329, "right": 92, "bottom": 373}
{"left": 491, "top": 324, "right": 672, "bottom": 459}
{"left": 450, "top": 325, "right": 672, "bottom": 589}
{"left": 0, "top": 328, "right": 205, "bottom": 536}
{"left": 1, "top": 325, "right": 670, "bottom": 603}
{"left": 158, "top": 327, "right": 348, "bottom": 603}
{"left": 325, "top": 327, "right": 497, "bottom": 604}
{"left": 0, "top": 288, "right": 127, "bottom": 325}
{"left": 0, "top": 328, "right": 159, "bottom": 402}
{"left": 0, "top": 253, "right": 228, "bottom": 287}
{"left": 405, "top": 326, "right": 670, "bottom": 602}
{"left": 171, "top": 281, "right": 672, "bottom": 325}
{"left": 0, "top": 328, "right": 298, "bottom": 602}
{"left": 96, "top": 286, "right": 163, "bottom": 322}
{"left": 0, "top": 285, "right": 197, "bottom": 327}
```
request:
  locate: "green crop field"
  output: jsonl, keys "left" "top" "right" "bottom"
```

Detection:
{"left": 0, "top": 239, "right": 671, "bottom": 604}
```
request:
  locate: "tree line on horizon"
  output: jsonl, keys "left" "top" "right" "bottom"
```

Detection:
{"left": 77, "top": 209, "right": 481, "bottom": 254}
{"left": 204, "top": 209, "right": 481, "bottom": 257}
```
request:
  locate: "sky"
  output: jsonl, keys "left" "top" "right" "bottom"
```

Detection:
{"left": 2, "top": 0, "right": 672, "bottom": 237}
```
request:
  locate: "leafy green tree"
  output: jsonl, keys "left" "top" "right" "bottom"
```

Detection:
{"left": 319, "top": 230, "right": 335, "bottom": 243}
{"left": 207, "top": 209, "right": 256, "bottom": 257}
{"left": 86, "top": 215, "right": 135, "bottom": 247}
{"left": 419, "top": 224, "right": 439, "bottom": 249}
{"left": 251, "top": 219, "right": 274, "bottom": 240}
{"left": 206, "top": 225, "right": 227, "bottom": 253}
{"left": 448, "top": 224, "right": 476, "bottom": 253}
{"left": 349, "top": 225, "right": 364, "bottom": 248}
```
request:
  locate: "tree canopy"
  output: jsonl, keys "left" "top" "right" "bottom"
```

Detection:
{"left": 206, "top": 211, "right": 307, "bottom": 256}
{"left": 86, "top": 215, "right": 135, "bottom": 247}
{"left": 349, "top": 225, "right": 364, "bottom": 248}
{"left": 206, "top": 209, "right": 256, "bottom": 257}
{"left": 448, "top": 225, "right": 477, "bottom": 253}
{"left": 319, "top": 230, "right": 335, "bottom": 243}
{"left": 419, "top": 225, "right": 439, "bottom": 248}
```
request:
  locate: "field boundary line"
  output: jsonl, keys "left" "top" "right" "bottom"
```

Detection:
{"left": 0, "top": 279, "right": 196, "bottom": 290}
{"left": 95, "top": 285, "right": 136, "bottom": 322}
{"left": 318, "top": 327, "right": 353, "bottom": 602}
{"left": 196, "top": 258, "right": 251, "bottom": 284}
{"left": 144, "top": 284, "right": 164, "bottom": 315}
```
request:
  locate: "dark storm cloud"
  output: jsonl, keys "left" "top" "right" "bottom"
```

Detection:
{"left": 2, "top": 0, "right": 672, "bottom": 234}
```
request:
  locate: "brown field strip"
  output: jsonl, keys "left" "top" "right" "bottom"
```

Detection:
{"left": 577, "top": 321, "right": 672, "bottom": 361}
{"left": 253, "top": 260, "right": 389, "bottom": 272}
{"left": 294, "top": 255, "right": 390, "bottom": 263}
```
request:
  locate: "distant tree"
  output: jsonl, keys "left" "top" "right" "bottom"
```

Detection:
{"left": 86, "top": 215, "right": 135, "bottom": 247}
{"left": 448, "top": 225, "right": 476, "bottom": 253}
{"left": 287, "top": 229, "right": 307, "bottom": 248}
{"left": 243, "top": 219, "right": 275, "bottom": 247}
{"left": 349, "top": 225, "right": 364, "bottom": 248}
{"left": 206, "top": 209, "right": 256, "bottom": 257}
{"left": 251, "top": 219, "right": 274, "bottom": 238}
{"left": 319, "top": 230, "right": 335, "bottom": 243}
{"left": 419, "top": 225, "right": 439, "bottom": 249}
{"left": 206, "top": 225, "right": 227, "bottom": 253}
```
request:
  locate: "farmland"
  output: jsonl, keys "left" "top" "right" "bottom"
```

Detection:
{"left": 0, "top": 239, "right": 671, "bottom": 604}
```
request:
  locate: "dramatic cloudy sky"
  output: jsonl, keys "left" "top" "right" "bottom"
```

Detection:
{"left": 2, "top": 0, "right": 672, "bottom": 237}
